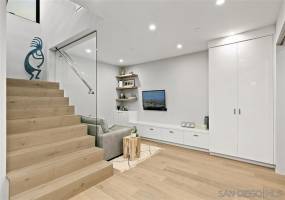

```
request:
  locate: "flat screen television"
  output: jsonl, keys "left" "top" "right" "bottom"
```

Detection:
{"left": 142, "top": 90, "right": 167, "bottom": 111}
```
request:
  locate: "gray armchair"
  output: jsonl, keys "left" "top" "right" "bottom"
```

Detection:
{"left": 81, "top": 116, "right": 133, "bottom": 160}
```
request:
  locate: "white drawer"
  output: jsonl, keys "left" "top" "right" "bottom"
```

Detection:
{"left": 160, "top": 129, "right": 183, "bottom": 144}
{"left": 183, "top": 132, "right": 209, "bottom": 149}
{"left": 140, "top": 126, "right": 161, "bottom": 140}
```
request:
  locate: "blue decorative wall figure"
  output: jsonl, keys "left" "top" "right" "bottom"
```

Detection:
{"left": 24, "top": 37, "right": 45, "bottom": 80}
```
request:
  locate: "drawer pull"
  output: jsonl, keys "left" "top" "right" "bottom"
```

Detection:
{"left": 149, "top": 128, "right": 154, "bottom": 131}
{"left": 169, "top": 131, "right": 174, "bottom": 134}
{"left": 193, "top": 134, "right": 199, "bottom": 137}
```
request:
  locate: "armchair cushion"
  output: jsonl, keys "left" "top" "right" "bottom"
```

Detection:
{"left": 81, "top": 116, "right": 109, "bottom": 133}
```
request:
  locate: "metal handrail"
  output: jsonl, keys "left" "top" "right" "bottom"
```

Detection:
{"left": 55, "top": 48, "right": 95, "bottom": 95}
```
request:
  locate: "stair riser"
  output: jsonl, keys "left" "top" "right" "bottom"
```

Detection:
{"left": 7, "top": 79, "right": 59, "bottom": 89}
{"left": 7, "top": 137, "right": 95, "bottom": 171}
{"left": 7, "top": 87, "right": 64, "bottom": 97}
{"left": 9, "top": 149, "right": 104, "bottom": 196}
{"left": 7, "top": 97, "right": 69, "bottom": 109}
{"left": 7, "top": 115, "right": 81, "bottom": 134}
{"left": 7, "top": 106, "right": 75, "bottom": 120}
{"left": 7, "top": 125, "right": 88, "bottom": 152}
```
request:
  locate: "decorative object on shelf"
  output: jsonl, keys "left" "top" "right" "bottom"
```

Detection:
{"left": 123, "top": 79, "right": 135, "bottom": 88}
{"left": 181, "top": 121, "right": 196, "bottom": 128}
{"left": 120, "top": 93, "right": 126, "bottom": 99}
{"left": 181, "top": 121, "right": 187, "bottom": 127}
{"left": 119, "top": 67, "right": 126, "bottom": 75}
{"left": 117, "top": 105, "right": 121, "bottom": 110}
{"left": 186, "top": 122, "right": 196, "bottom": 128}
{"left": 118, "top": 80, "right": 123, "bottom": 88}
{"left": 24, "top": 37, "right": 45, "bottom": 80}
{"left": 204, "top": 116, "right": 209, "bottom": 130}
{"left": 119, "top": 105, "right": 128, "bottom": 111}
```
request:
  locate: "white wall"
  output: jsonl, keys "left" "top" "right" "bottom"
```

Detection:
{"left": 7, "top": 14, "right": 42, "bottom": 79}
{"left": 97, "top": 62, "right": 118, "bottom": 126}
{"left": 127, "top": 51, "right": 209, "bottom": 125}
{"left": 56, "top": 54, "right": 118, "bottom": 125}
{"left": 0, "top": 1, "right": 8, "bottom": 199}
{"left": 41, "top": 0, "right": 98, "bottom": 81}
{"left": 276, "top": 46, "right": 285, "bottom": 175}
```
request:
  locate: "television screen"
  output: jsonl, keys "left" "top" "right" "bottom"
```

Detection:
{"left": 142, "top": 90, "right": 167, "bottom": 111}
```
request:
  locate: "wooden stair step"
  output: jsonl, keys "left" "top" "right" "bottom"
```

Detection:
{"left": 7, "top": 87, "right": 64, "bottom": 97}
{"left": 7, "top": 106, "right": 75, "bottom": 120}
{"left": 8, "top": 147, "right": 104, "bottom": 196}
{"left": 7, "top": 124, "right": 88, "bottom": 152}
{"left": 7, "top": 136, "right": 95, "bottom": 171}
{"left": 10, "top": 161, "right": 113, "bottom": 200}
{"left": 7, "top": 78, "right": 59, "bottom": 89}
{"left": 7, "top": 115, "right": 81, "bottom": 134}
{"left": 7, "top": 96, "right": 69, "bottom": 109}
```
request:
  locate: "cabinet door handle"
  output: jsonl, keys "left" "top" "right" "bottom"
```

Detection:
{"left": 193, "top": 134, "right": 199, "bottom": 137}
{"left": 234, "top": 109, "right": 236, "bottom": 115}
{"left": 239, "top": 109, "right": 241, "bottom": 115}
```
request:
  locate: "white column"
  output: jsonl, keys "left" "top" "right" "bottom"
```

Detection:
{"left": 276, "top": 46, "right": 285, "bottom": 175}
{"left": 0, "top": 0, "right": 8, "bottom": 199}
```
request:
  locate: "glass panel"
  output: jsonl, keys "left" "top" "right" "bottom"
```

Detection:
{"left": 7, "top": 0, "right": 37, "bottom": 22}
{"left": 55, "top": 34, "right": 97, "bottom": 118}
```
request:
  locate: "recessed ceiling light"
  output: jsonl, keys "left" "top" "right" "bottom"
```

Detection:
{"left": 177, "top": 44, "right": 183, "bottom": 49}
{"left": 85, "top": 49, "right": 92, "bottom": 54}
{"left": 216, "top": 0, "right": 225, "bottom": 6}
{"left": 119, "top": 59, "right": 124, "bottom": 63}
{"left": 149, "top": 24, "right": 156, "bottom": 31}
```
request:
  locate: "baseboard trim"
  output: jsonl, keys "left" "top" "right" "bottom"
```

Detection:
{"left": 210, "top": 152, "right": 275, "bottom": 169}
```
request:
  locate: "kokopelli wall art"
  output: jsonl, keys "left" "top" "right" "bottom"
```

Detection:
{"left": 24, "top": 37, "right": 45, "bottom": 80}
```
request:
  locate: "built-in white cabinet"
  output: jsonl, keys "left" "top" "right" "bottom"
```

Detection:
{"left": 135, "top": 122, "right": 209, "bottom": 150}
{"left": 160, "top": 128, "right": 183, "bottom": 144}
{"left": 183, "top": 131, "right": 209, "bottom": 149}
{"left": 209, "top": 36, "right": 274, "bottom": 164}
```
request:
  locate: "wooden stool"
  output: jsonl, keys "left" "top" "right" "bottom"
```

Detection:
{"left": 123, "top": 135, "right": 141, "bottom": 161}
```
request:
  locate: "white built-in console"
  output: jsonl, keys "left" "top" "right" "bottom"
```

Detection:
{"left": 113, "top": 110, "right": 209, "bottom": 151}
{"left": 133, "top": 121, "right": 209, "bottom": 150}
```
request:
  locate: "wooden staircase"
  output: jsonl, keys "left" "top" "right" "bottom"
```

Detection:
{"left": 6, "top": 78, "right": 113, "bottom": 200}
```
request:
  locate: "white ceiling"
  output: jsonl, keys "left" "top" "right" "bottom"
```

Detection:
{"left": 72, "top": 0, "right": 282, "bottom": 66}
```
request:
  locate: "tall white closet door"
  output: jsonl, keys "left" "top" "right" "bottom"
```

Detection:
{"left": 237, "top": 36, "right": 274, "bottom": 164}
{"left": 209, "top": 44, "right": 239, "bottom": 156}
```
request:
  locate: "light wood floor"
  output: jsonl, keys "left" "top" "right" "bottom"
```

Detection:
{"left": 70, "top": 140, "right": 285, "bottom": 200}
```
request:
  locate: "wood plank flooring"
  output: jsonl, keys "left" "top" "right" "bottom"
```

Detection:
{"left": 70, "top": 140, "right": 285, "bottom": 200}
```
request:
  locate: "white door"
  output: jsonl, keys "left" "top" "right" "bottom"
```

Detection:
{"left": 209, "top": 44, "right": 239, "bottom": 156}
{"left": 237, "top": 36, "right": 274, "bottom": 164}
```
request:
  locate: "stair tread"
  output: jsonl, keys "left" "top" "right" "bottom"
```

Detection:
{"left": 7, "top": 78, "right": 59, "bottom": 89}
{"left": 7, "top": 115, "right": 81, "bottom": 134}
{"left": 8, "top": 124, "right": 87, "bottom": 138}
{"left": 8, "top": 135, "right": 93, "bottom": 157}
{"left": 7, "top": 87, "right": 64, "bottom": 97}
{"left": 10, "top": 161, "right": 112, "bottom": 200}
{"left": 7, "top": 124, "right": 88, "bottom": 151}
{"left": 7, "top": 147, "right": 103, "bottom": 177}
{"left": 7, "top": 106, "right": 75, "bottom": 120}
{"left": 7, "top": 147, "right": 104, "bottom": 195}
